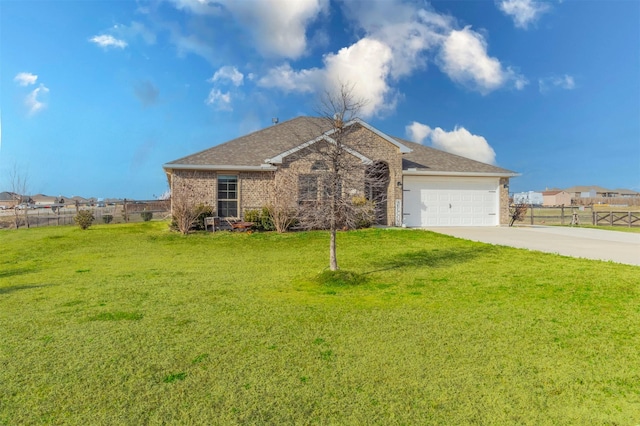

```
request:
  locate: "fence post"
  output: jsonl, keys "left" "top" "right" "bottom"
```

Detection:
{"left": 561, "top": 205, "right": 565, "bottom": 225}
{"left": 530, "top": 205, "right": 534, "bottom": 225}
{"left": 629, "top": 211, "right": 632, "bottom": 228}
{"left": 610, "top": 211, "right": 613, "bottom": 226}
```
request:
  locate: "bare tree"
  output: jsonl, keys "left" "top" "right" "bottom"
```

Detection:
{"left": 265, "top": 169, "right": 300, "bottom": 233}
{"left": 170, "top": 170, "right": 212, "bottom": 235}
{"left": 292, "top": 84, "right": 385, "bottom": 271}
{"left": 8, "top": 164, "right": 30, "bottom": 229}
{"left": 509, "top": 203, "right": 529, "bottom": 226}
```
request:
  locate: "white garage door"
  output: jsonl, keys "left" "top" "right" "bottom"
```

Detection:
{"left": 403, "top": 176, "right": 499, "bottom": 227}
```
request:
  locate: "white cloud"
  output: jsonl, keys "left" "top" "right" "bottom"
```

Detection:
{"left": 406, "top": 121, "right": 496, "bottom": 164}
{"left": 90, "top": 34, "right": 128, "bottom": 49}
{"left": 257, "top": 1, "right": 527, "bottom": 117}
{"left": 323, "top": 38, "right": 395, "bottom": 117}
{"left": 340, "top": 2, "right": 450, "bottom": 79}
{"left": 14, "top": 72, "right": 38, "bottom": 86}
{"left": 167, "top": 0, "right": 225, "bottom": 15}
{"left": 168, "top": 0, "right": 327, "bottom": 59}
{"left": 210, "top": 66, "right": 244, "bottom": 86}
{"left": 406, "top": 121, "right": 432, "bottom": 144}
{"left": 205, "top": 89, "right": 232, "bottom": 111}
{"left": 226, "top": 0, "right": 328, "bottom": 58}
{"left": 497, "top": 0, "right": 551, "bottom": 29}
{"left": 258, "top": 63, "right": 320, "bottom": 94}
{"left": 539, "top": 74, "right": 576, "bottom": 93}
{"left": 205, "top": 66, "right": 245, "bottom": 111}
{"left": 169, "top": 30, "right": 216, "bottom": 62}
{"left": 259, "top": 38, "right": 395, "bottom": 118}
{"left": 168, "top": 0, "right": 527, "bottom": 117}
{"left": 438, "top": 27, "right": 526, "bottom": 94}
{"left": 25, "top": 84, "right": 49, "bottom": 116}
{"left": 113, "top": 21, "right": 157, "bottom": 45}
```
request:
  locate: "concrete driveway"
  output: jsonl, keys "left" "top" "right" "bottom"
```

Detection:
{"left": 425, "top": 226, "right": 640, "bottom": 266}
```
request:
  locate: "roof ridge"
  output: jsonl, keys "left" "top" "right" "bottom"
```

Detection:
{"left": 396, "top": 137, "right": 516, "bottom": 174}
{"left": 167, "top": 116, "right": 322, "bottom": 165}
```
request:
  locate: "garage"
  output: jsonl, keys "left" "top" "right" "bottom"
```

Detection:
{"left": 402, "top": 176, "right": 500, "bottom": 227}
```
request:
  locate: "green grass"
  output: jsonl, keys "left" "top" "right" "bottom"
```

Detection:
{"left": 576, "top": 224, "right": 640, "bottom": 233}
{"left": 1, "top": 222, "right": 639, "bottom": 424}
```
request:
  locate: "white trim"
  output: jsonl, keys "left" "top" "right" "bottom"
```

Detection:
{"left": 265, "top": 118, "right": 411, "bottom": 165}
{"left": 403, "top": 170, "right": 519, "bottom": 178}
{"left": 347, "top": 118, "right": 412, "bottom": 153}
{"left": 163, "top": 164, "right": 277, "bottom": 172}
{"left": 265, "top": 135, "right": 373, "bottom": 165}
{"left": 403, "top": 175, "right": 501, "bottom": 227}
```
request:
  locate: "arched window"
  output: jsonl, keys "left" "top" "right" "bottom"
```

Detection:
{"left": 365, "top": 161, "right": 390, "bottom": 225}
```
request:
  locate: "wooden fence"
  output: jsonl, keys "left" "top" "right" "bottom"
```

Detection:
{"left": 593, "top": 211, "right": 640, "bottom": 227}
{"left": 512, "top": 205, "right": 640, "bottom": 228}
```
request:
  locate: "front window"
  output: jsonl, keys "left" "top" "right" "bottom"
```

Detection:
{"left": 298, "top": 174, "right": 318, "bottom": 202}
{"left": 217, "top": 175, "right": 238, "bottom": 217}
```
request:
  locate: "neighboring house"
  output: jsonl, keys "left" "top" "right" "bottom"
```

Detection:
{"left": 565, "top": 185, "right": 613, "bottom": 199}
{"left": 0, "top": 191, "right": 30, "bottom": 209}
{"left": 70, "top": 196, "right": 89, "bottom": 206}
{"left": 163, "top": 117, "right": 518, "bottom": 227}
{"left": 615, "top": 188, "right": 640, "bottom": 198}
{"left": 0, "top": 191, "right": 18, "bottom": 209}
{"left": 31, "top": 194, "right": 59, "bottom": 207}
{"left": 513, "top": 191, "right": 543, "bottom": 205}
{"left": 562, "top": 185, "right": 640, "bottom": 205}
{"left": 542, "top": 190, "right": 572, "bottom": 206}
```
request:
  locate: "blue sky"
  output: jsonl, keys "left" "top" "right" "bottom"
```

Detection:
{"left": 1, "top": 0, "right": 638, "bottom": 199}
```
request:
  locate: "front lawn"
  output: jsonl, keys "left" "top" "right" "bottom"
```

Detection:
{"left": 1, "top": 222, "right": 638, "bottom": 424}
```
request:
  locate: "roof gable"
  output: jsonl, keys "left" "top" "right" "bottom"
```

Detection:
{"left": 398, "top": 138, "right": 517, "bottom": 176}
{"left": 164, "top": 116, "right": 411, "bottom": 171}
{"left": 265, "top": 134, "right": 373, "bottom": 165}
{"left": 164, "top": 116, "right": 331, "bottom": 170}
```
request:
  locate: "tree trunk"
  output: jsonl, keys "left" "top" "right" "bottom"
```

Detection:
{"left": 329, "top": 228, "right": 338, "bottom": 271}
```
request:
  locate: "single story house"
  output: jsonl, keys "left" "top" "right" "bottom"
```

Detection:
{"left": 0, "top": 191, "right": 18, "bottom": 209}
{"left": 564, "top": 185, "right": 617, "bottom": 199}
{"left": 163, "top": 117, "right": 518, "bottom": 227}
{"left": 31, "top": 194, "right": 59, "bottom": 207}
{"left": 615, "top": 188, "right": 640, "bottom": 198}
{"left": 542, "top": 190, "right": 572, "bottom": 206}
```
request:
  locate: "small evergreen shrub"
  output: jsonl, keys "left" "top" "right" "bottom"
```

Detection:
{"left": 193, "top": 204, "right": 214, "bottom": 231}
{"left": 74, "top": 210, "right": 95, "bottom": 230}
{"left": 141, "top": 211, "right": 153, "bottom": 222}
{"left": 244, "top": 207, "right": 275, "bottom": 231}
{"left": 102, "top": 214, "right": 113, "bottom": 224}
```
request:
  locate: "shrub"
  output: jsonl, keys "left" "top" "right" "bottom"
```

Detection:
{"left": 141, "top": 211, "right": 153, "bottom": 222}
{"left": 193, "top": 204, "right": 214, "bottom": 231}
{"left": 74, "top": 210, "right": 95, "bottom": 230}
{"left": 351, "top": 196, "right": 375, "bottom": 229}
{"left": 244, "top": 207, "right": 275, "bottom": 231}
{"left": 102, "top": 214, "right": 113, "bottom": 224}
{"left": 509, "top": 203, "right": 528, "bottom": 227}
{"left": 170, "top": 203, "right": 214, "bottom": 234}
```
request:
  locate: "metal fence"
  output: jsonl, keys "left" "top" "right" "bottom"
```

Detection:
{"left": 0, "top": 200, "right": 171, "bottom": 229}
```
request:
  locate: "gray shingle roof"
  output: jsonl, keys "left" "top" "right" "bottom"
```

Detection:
{"left": 165, "top": 116, "right": 517, "bottom": 176}
{"left": 165, "top": 116, "right": 331, "bottom": 167}
{"left": 396, "top": 138, "right": 516, "bottom": 175}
